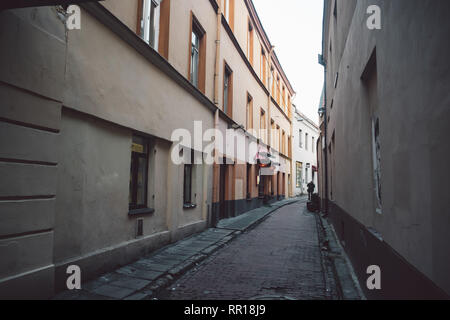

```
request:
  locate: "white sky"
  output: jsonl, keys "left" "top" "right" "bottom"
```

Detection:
{"left": 252, "top": 0, "right": 324, "bottom": 125}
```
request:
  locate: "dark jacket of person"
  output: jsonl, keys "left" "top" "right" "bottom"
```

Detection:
{"left": 307, "top": 182, "right": 315, "bottom": 193}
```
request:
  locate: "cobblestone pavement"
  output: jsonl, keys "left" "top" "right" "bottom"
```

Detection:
{"left": 157, "top": 200, "right": 335, "bottom": 300}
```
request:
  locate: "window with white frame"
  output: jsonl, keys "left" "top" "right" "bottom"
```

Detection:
{"left": 305, "top": 133, "right": 309, "bottom": 150}
{"left": 299, "top": 129, "right": 303, "bottom": 148}
{"left": 190, "top": 29, "right": 200, "bottom": 88}
{"left": 139, "top": 0, "right": 161, "bottom": 50}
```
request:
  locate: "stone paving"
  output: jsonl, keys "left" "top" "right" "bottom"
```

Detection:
{"left": 157, "top": 200, "right": 335, "bottom": 300}
{"left": 53, "top": 198, "right": 299, "bottom": 300}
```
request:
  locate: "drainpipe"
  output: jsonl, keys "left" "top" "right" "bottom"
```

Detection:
{"left": 213, "top": 4, "right": 222, "bottom": 105}
{"left": 211, "top": 4, "right": 222, "bottom": 226}
{"left": 267, "top": 45, "right": 275, "bottom": 147}
{"left": 289, "top": 92, "right": 296, "bottom": 198}
{"left": 266, "top": 45, "right": 275, "bottom": 201}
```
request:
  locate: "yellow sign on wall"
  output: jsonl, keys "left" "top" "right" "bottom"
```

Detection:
{"left": 132, "top": 143, "right": 144, "bottom": 154}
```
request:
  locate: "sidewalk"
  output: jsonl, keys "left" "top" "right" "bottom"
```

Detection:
{"left": 54, "top": 197, "right": 302, "bottom": 300}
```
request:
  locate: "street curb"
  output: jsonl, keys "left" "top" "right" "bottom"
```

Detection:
{"left": 314, "top": 211, "right": 340, "bottom": 300}
{"left": 137, "top": 235, "right": 238, "bottom": 300}
{"left": 325, "top": 220, "right": 366, "bottom": 300}
{"left": 315, "top": 213, "right": 365, "bottom": 300}
{"left": 219, "top": 199, "right": 302, "bottom": 232}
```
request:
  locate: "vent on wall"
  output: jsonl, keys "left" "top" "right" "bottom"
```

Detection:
{"left": 136, "top": 219, "right": 144, "bottom": 238}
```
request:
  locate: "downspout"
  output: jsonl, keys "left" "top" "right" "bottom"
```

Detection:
{"left": 267, "top": 46, "right": 275, "bottom": 201}
{"left": 211, "top": 2, "right": 222, "bottom": 226}
{"left": 267, "top": 46, "right": 275, "bottom": 148}
{"left": 213, "top": 3, "right": 222, "bottom": 106}
{"left": 289, "top": 92, "right": 297, "bottom": 198}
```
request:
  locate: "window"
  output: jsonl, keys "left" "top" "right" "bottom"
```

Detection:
{"left": 296, "top": 162, "right": 302, "bottom": 188}
{"left": 260, "top": 109, "right": 266, "bottom": 142}
{"left": 277, "top": 125, "right": 281, "bottom": 151}
{"left": 246, "top": 93, "right": 253, "bottom": 130}
{"left": 247, "top": 20, "right": 254, "bottom": 65}
{"left": 276, "top": 76, "right": 281, "bottom": 104}
{"left": 223, "top": 0, "right": 234, "bottom": 30}
{"left": 261, "top": 49, "right": 267, "bottom": 86}
{"left": 362, "top": 48, "right": 381, "bottom": 213}
{"left": 282, "top": 130, "right": 286, "bottom": 154}
{"left": 223, "top": 63, "right": 233, "bottom": 117}
{"left": 271, "top": 119, "right": 275, "bottom": 146}
{"left": 189, "top": 14, "right": 206, "bottom": 92}
{"left": 305, "top": 133, "right": 309, "bottom": 150}
{"left": 287, "top": 95, "right": 292, "bottom": 118}
{"left": 299, "top": 129, "right": 303, "bottom": 148}
{"left": 372, "top": 117, "right": 382, "bottom": 210}
{"left": 190, "top": 29, "right": 200, "bottom": 88}
{"left": 312, "top": 137, "right": 315, "bottom": 153}
{"left": 288, "top": 136, "right": 292, "bottom": 158}
{"left": 129, "top": 135, "right": 149, "bottom": 210}
{"left": 138, "top": 0, "right": 161, "bottom": 49}
{"left": 333, "top": 0, "right": 338, "bottom": 19}
{"left": 183, "top": 149, "right": 196, "bottom": 208}
{"left": 329, "top": 131, "right": 335, "bottom": 200}
{"left": 271, "top": 68, "right": 275, "bottom": 96}
{"left": 282, "top": 85, "right": 286, "bottom": 110}
{"left": 183, "top": 163, "right": 193, "bottom": 205}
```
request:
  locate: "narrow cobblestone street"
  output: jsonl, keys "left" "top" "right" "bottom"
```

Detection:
{"left": 157, "top": 200, "right": 333, "bottom": 300}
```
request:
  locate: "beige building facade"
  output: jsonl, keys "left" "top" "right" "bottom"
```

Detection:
{"left": 0, "top": 0, "right": 294, "bottom": 298}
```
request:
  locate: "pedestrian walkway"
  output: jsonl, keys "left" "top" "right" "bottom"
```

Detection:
{"left": 54, "top": 198, "right": 301, "bottom": 300}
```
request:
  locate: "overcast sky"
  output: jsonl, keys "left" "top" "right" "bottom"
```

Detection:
{"left": 252, "top": 0, "right": 324, "bottom": 124}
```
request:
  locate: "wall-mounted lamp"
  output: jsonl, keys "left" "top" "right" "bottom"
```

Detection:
{"left": 318, "top": 107, "right": 326, "bottom": 118}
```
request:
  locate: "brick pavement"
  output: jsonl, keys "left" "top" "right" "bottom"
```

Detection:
{"left": 157, "top": 200, "right": 335, "bottom": 300}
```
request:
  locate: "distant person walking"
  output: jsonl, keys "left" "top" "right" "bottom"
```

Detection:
{"left": 307, "top": 181, "right": 315, "bottom": 201}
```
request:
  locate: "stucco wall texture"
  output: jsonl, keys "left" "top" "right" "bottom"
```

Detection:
{"left": 322, "top": 0, "right": 450, "bottom": 294}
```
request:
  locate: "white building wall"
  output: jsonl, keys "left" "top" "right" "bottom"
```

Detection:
{"left": 292, "top": 109, "right": 319, "bottom": 196}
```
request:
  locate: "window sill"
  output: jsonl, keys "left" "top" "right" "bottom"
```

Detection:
{"left": 183, "top": 203, "right": 197, "bottom": 210}
{"left": 128, "top": 208, "right": 155, "bottom": 217}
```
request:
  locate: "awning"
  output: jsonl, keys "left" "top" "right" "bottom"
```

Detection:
{"left": 254, "top": 146, "right": 271, "bottom": 167}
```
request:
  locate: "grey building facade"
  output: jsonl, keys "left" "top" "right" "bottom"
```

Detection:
{"left": 318, "top": 0, "right": 450, "bottom": 299}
